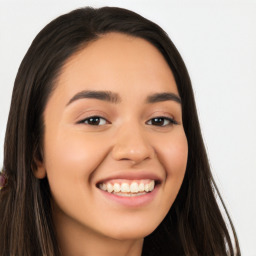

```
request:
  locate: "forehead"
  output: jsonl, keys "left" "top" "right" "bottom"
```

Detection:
{"left": 53, "top": 32, "right": 178, "bottom": 102}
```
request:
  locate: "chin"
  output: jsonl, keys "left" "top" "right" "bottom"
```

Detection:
{"left": 102, "top": 220, "right": 159, "bottom": 241}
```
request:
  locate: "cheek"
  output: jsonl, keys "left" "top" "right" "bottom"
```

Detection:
{"left": 154, "top": 129, "right": 188, "bottom": 200}
{"left": 44, "top": 130, "right": 104, "bottom": 174}
{"left": 43, "top": 130, "right": 114, "bottom": 224}
{"left": 156, "top": 129, "right": 188, "bottom": 176}
{"left": 43, "top": 130, "right": 110, "bottom": 200}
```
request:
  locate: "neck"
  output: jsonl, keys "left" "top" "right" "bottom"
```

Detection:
{"left": 53, "top": 205, "right": 144, "bottom": 256}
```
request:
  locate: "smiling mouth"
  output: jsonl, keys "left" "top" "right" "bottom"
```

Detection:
{"left": 97, "top": 179, "right": 157, "bottom": 197}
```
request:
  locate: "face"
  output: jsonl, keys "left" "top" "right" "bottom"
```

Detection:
{"left": 36, "top": 33, "right": 188, "bottom": 241}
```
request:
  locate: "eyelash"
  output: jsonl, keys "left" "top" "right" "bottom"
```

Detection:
{"left": 78, "top": 116, "right": 178, "bottom": 127}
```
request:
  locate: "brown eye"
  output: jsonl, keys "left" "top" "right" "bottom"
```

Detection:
{"left": 80, "top": 116, "right": 108, "bottom": 126}
{"left": 146, "top": 117, "right": 177, "bottom": 127}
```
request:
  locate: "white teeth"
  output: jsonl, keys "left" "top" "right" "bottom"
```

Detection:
{"left": 99, "top": 183, "right": 107, "bottom": 191}
{"left": 107, "top": 183, "right": 113, "bottom": 193}
{"left": 121, "top": 183, "right": 130, "bottom": 193}
{"left": 148, "top": 180, "right": 155, "bottom": 191}
{"left": 113, "top": 183, "right": 121, "bottom": 192}
{"left": 130, "top": 182, "right": 139, "bottom": 193}
{"left": 99, "top": 180, "right": 156, "bottom": 194}
{"left": 139, "top": 183, "right": 144, "bottom": 192}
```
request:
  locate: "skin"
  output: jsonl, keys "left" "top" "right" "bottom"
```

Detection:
{"left": 35, "top": 33, "right": 188, "bottom": 256}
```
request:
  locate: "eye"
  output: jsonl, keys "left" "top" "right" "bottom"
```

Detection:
{"left": 78, "top": 116, "right": 108, "bottom": 126}
{"left": 146, "top": 117, "right": 177, "bottom": 127}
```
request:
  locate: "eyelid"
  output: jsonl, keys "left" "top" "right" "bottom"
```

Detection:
{"left": 76, "top": 110, "right": 111, "bottom": 124}
{"left": 74, "top": 109, "right": 110, "bottom": 122}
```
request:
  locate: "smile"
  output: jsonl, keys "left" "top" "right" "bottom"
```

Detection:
{"left": 98, "top": 179, "right": 155, "bottom": 196}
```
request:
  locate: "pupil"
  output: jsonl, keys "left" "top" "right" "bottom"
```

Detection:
{"left": 152, "top": 118, "right": 164, "bottom": 126}
{"left": 89, "top": 117, "right": 100, "bottom": 125}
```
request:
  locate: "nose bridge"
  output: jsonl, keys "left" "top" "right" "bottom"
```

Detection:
{"left": 111, "top": 121, "right": 154, "bottom": 163}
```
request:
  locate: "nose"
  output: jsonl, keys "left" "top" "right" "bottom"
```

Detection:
{"left": 111, "top": 124, "right": 155, "bottom": 164}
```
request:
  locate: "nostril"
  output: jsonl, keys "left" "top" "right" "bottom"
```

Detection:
{"left": 120, "top": 158, "right": 132, "bottom": 161}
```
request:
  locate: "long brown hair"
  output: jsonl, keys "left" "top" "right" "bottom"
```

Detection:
{"left": 0, "top": 6, "right": 240, "bottom": 255}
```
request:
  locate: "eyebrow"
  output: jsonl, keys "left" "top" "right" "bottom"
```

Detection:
{"left": 66, "top": 90, "right": 181, "bottom": 106}
{"left": 146, "top": 92, "right": 181, "bottom": 104}
{"left": 66, "top": 90, "right": 121, "bottom": 106}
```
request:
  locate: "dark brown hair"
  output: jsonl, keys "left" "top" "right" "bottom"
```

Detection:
{"left": 0, "top": 6, "right": 240, "bottom": 256}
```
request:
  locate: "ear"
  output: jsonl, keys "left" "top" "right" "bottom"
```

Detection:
{"left": 32, "top": 159, "right": 47, "bottom": 179}
{"left": 31, "top": 145, "right": 47, "bottom": 179}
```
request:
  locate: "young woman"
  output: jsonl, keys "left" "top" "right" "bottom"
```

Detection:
{"left": 0, "top": 6, "right": 240, "bottom": 256}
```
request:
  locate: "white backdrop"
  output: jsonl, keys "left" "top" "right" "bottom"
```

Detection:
{"left": 0, "top": 0, "right": 255, "bottom": 255}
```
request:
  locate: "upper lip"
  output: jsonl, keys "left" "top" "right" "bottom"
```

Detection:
{"left": 96, "top": 171, "right": 163, "bottom": 185}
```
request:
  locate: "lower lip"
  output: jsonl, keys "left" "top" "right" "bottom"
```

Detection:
{"left": 98, "top": 185, "right": 159, "bottom": 207}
